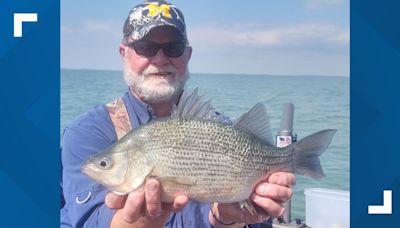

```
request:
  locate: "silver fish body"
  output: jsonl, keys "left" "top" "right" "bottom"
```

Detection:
{"left": 82, "top": 89, "right": 336, "bottom": 203}
{"left": 129, "top": 117, "right": 292, "bottom": 203}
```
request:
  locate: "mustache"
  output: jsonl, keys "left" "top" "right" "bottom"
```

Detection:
{"left": 142, "top": 65, "right": 178, "bottom": 76}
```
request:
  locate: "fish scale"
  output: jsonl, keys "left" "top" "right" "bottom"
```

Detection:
{"left": 82, "top": 89, "right": 336, "bottom": 203}
{"left": 131, "top": 118, "right": 290, "bottom": 203}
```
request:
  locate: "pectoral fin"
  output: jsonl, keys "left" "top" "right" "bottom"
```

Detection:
{"left": 157, "top": 177, "right": 197, "bottom": 187}
{"left": 156, "top": 177, "right": 197, "bottom": 202}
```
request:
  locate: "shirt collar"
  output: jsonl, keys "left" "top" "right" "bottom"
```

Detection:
{"left": 126, "top": 89, "right": 156, "bottom": 125}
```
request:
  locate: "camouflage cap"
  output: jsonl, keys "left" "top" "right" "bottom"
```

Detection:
{"left": 123, "top": 0, "right": 187, "bottom": 42}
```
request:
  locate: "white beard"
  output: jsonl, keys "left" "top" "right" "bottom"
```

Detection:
{"left": 124, "top": 64, "right": 189, "bottom": 104}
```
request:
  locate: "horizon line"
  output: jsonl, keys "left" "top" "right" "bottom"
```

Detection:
{"left": 61, "top": 68, "right": 349, "bottom": 78}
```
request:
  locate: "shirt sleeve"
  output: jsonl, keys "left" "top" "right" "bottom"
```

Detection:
{"left": 60, "top": 105, "right": 117, "bottom": 228}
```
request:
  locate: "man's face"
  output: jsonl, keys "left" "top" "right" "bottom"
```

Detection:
{"left": 120, "top": 26, "right": 192, "bottom": 104}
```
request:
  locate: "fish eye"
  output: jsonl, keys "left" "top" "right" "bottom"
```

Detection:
{"left": 97, "top": 156, "right": 113, "bottom": 170}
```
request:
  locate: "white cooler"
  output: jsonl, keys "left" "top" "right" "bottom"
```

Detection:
{"left": 304, "top": 188, "right": 350, "bottom": 228}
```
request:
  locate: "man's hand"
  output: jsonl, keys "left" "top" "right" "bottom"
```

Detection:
{"left": 105, "top": 178, "right": 189, "bottom": 228}
{"left": 210, "top": 172, "right": 295, "bottom": 227}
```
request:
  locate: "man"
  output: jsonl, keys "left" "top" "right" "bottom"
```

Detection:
{"left": 60, "top": 1, "right": 295, "bottom": 227}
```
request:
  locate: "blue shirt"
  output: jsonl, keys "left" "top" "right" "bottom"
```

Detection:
{"left": 60, "top": 90, "right": 269, "bottom": 228}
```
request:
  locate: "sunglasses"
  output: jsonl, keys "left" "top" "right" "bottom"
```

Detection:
{"left": 127, "top": 40, "right": 187, "bottom": 58}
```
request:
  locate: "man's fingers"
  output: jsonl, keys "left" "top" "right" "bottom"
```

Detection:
{"left": 145, "top": 179, "right": 162, "bottom": 218}
{"left": 267, "top": 172, "right": 296, "bottom": 187}
{"left": 162, "top": 195, "right": 189, "bottom": 212}
{"left": 254, "top": 183, "right": 293, "bottom": 203}
{"left": 121, "top": 187, "right": 145, "bottom": 223}
{"left": 171, "top": 195, "right": 189, "bottom": 212}
{"left": 105, "top": 192, "right": 127, "bottom": 209}
{"left": 251, "top": 194, "right": 285, "bottom": 218}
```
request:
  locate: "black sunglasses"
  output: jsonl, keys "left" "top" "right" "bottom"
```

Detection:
{"left": 127, "top": 40, "right": 187, "bottom": 58}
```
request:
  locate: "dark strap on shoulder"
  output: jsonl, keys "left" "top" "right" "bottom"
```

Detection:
{"left": 106, "top": 97, "right": 132, "bottom": 140}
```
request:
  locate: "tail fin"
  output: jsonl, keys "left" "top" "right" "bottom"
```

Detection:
{"left": 292, "top": 129, "right": 337, "bottom": 179}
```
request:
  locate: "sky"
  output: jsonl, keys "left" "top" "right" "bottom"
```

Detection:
{"left": 61, "top": 0, "right": 349, "bottom": 76}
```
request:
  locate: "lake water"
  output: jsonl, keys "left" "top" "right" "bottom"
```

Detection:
{"left": 61, "top": 69, "right": 349, "bottom": 219}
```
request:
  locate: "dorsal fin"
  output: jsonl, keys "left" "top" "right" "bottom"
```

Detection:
{"left": 234, "top": 103, "right": 274, "bottom": 146}
{"left": 172, "top": 88, "right": 216, "bottom": 120}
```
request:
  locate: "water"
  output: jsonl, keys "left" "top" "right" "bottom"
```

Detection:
{"left": 61, "top": 69, "right": 349, "bottom": 219}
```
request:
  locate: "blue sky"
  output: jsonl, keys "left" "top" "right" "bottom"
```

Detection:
{"left": 61, "top": 0, "right": 349, "bottom": 76}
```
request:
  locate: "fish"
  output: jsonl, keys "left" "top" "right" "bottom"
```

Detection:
{"left": 81, "top": 88, "right": 336, "bottom": 206}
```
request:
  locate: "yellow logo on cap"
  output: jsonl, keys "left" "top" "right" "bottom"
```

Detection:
{"left": 147, "top": 3, "right": 172, "bottom": 18}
